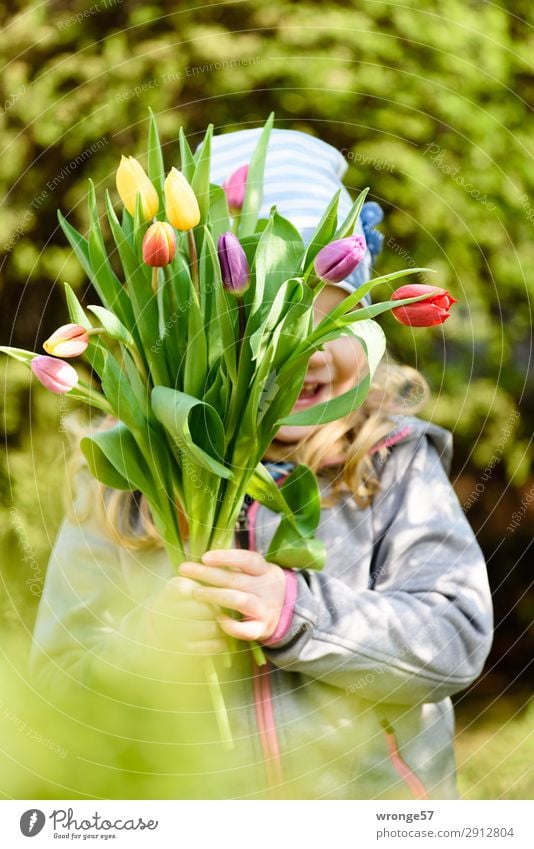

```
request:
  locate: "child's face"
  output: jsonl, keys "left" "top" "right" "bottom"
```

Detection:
{"left": 273, "top": 284, "right": 369, "bottom": 444}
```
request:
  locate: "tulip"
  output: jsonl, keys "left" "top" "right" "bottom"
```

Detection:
{"left": 217, "top": 232, "right": 250, "bottom": 295}
{"left": 31, "top": 355, "right": 78, "bottom": 394}
{"left": 142, "top": 221, "right": 176, "bottom": 267}
{"left": 314, "top": 235, "right": 367, "bottom": 284}
{"left": 391, "top": 284, "right": 457, "bottom": 327}
{"left": 43, "top": 323, "right": 89, "bottom": 358}
{"left": 116, "top": 156, "right": 159, "bottom": 220}
{"left": 164, "top": 167, "right": 201, "bottom": 231}
{"left": 222, "top": 164, "right": 249, "bottom": 213}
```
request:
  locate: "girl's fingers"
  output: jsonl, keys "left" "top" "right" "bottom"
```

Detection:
{"left": 179, "top": 561, "right": 251, "bottom": 591}
{"left": 192, "top": 586, "right": 262, "bottom": 619}
{"left": 200, "top": 549, "right": 267, "bottom": 576}
{"left": 165, "top": 574, "right": 199, "bottom": 599}
{"left": 217, "top": 614, "right": 265, "bottom": 642}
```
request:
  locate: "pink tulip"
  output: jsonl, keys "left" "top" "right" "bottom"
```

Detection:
{"left": 31, "top": 355, "right": 78, "bottom": 394}
{"left": 314, "top": 236, "right": 367, "bottom": 284}
{"left": 43, "top": 323, "right": 89, "bottom": 358}
{"left": 142, "top": 221, "right": 177, "bottom": 267}
{"left": 222, "top": 164, "right": 249, "bottom": 213}
{"left": 391, "top": 284, "right": 457, "bottom": 327}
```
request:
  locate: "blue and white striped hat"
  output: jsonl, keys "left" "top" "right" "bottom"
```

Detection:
{"left": 208, "top": 128, "right": 383, "bottom": 303}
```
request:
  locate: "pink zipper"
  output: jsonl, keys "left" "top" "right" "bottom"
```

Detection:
{"left": 381, "top": 721, "right": 429, "bottom": 799}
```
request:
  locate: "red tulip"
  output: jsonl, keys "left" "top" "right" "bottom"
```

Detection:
{"left": 43, "top": 323, "right": 89, "bottom": 358}
{"left": 222, "top": 164, "right": 249, "bottom": 213}
{"left": 391, "top": 284, "right": 457, "bottom": 327}
{"left": 142, "top": 221, "right": 176, "bottom": 267}
{"left": 31, "top": 355, "right": 78, "bottom": 394}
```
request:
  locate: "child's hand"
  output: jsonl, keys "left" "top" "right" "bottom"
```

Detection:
{"left": 178, "top": 549, "right": 286, "bottom": 642}
{"left": 146, "top": 575, "right": 227, "bottom": 654}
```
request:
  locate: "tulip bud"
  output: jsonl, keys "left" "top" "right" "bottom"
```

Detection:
{"left": 217, "top": 232, "right": 250, "bottom": 295}
{"left": 314, "top": 235, "right": 367, "bottom": 284}
{"left": 116, "top": 156, "right": 159, "bottom": 220}
{"left": 43, "top": 323, "right": 89, "bottom": 358}
{"left": 391, "top": 284, "right": 457, "bottom": 327}
{"left": 142, "top": 221, "right": 176, "bottom": 267}
{"left": 222, "top": 164, "right": 249, "bottom": 213}
{"left": 164, "top": 167, "right": 201, "bottom": 231}
{"left": 31, "top": 355, "right": 78, "bottom": 394}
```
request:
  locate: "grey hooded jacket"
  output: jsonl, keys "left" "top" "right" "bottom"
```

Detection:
{"left": 30, "top": 415, "right": 493, "bottom": 800}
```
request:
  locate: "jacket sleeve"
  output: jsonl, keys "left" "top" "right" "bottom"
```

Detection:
{"left": 29, "top": 471, "right": 175, "bottom": 691}
{"left": 263, "top": 436, "right": 494, "bottom": 705}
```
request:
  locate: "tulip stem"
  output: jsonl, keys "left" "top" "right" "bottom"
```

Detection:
{"left": 151, "top": 267, "right": 159, "bottom": 295}
{"left": 71, "top": 381, "right": 114, "bottom": 415}
{"left": 238, "top": 298, "right": 246, "bottom": 355}
{"left": 188, "top": 230, "right": 199, "bottom": 294}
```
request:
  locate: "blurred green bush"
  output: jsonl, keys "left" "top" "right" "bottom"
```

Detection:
{"left": 0, "top": 1, "right": 532, "bottom": 690}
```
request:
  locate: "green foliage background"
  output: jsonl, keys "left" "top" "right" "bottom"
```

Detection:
{"left": 0, "top": 0, "right": 532, "bottom": 797}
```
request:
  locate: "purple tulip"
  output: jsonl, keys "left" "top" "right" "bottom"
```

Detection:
{"left": 314, "top": 235, "right": 367, "bottom": 284}
{"left": 222, "top": 164, "right": 249, "bottom": 213}
{"left": 217, "top": 232, "right": 250, "bottom": 295}
{"left": 31, "top": 355, "right": 78, "bottom": 394}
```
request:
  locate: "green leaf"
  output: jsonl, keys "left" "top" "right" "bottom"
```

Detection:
{"left": 238, "top": 112, "right": 274, "bottom": 238}
{"left": 64, "top": 282, "right": 106, "bottom": 377}
{"left": 86, "top": 180, "right": 135, "bottom": 326}
{"left": 301, "top": 190, "right": 341, "bottom": 273}
{"left": 259, "top": 463, "right": 326, "bottom": 570}
{"left": 0, "top": 347, "right": 38, "bottom": 367}
{"left": 316, "top": 267, "right": 435, "bottom": 329}
{"left": 122, "top": 349, "right": 149, "bottom": 412}
{"left": 147, "top": 107, "right": 165, "bottom": 213}
{"left": 80, "top": 422, "right": 150, "bottom": 491}
{"left": 191, "top": 124, "right": 213, "bottom": 224}
{"left": 104, "top": 190, "right": 167, "bottom": 385}
{"left": 266, "top": 532, "right": 326, "bottom": 571}
{"left": 183, "top": 289, "right": 207, "bottom": 398}
{"left": 208, "top": 183, "right": 230, "bottom": 243}
{"left": 80, "top": 422, "right": 155, "bottom": 494}
{"left": 80, "top": 430, "right": 133, "bottom": 491}
{"left": 87, "top": 305, "right": 135, "bottom": 347}
{"left": 151, "top": 386, "right": 234, "bottom": 480}
{"left": 276, "top": 319, "right": 385, "bottom": 426}
{"left": 179, "top": 127, "right": 196, "bottom": 182}
{"left": 101, "top": 351, "right": 148, "bottom": 434}
{"left": 250, "top": 210, "right": 305, "bottom": 324}
{"left": 333, "top": 187, "right": 369, "bottom": 240}
{"left": 279, "top": 464, "right": 321, "bottom": 537}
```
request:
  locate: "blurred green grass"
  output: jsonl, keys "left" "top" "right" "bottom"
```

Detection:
{"left": 456, "top": 698, "right": 533, "bottom": 800}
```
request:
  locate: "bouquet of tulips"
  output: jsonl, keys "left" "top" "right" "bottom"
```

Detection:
{"left": 1, "top": 112, "right": 456, "bottom": 746}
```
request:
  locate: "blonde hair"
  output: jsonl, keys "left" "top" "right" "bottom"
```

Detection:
{"left": 65, "top": 355, "right": 429, "bottom": 550}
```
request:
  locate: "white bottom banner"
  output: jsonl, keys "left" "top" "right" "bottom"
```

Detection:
{"left": 1, "top": 800, "right": 531, "bottom": 848}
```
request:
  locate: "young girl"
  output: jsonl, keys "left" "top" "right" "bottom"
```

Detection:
{"left": 30, "top": 128, "right": 493, "bottom": 801}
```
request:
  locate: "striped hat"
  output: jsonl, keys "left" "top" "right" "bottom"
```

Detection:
{"left": 208, "top": 127, "right": 383, "bottom": 303}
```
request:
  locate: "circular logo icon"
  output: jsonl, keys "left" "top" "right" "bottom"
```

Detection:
{"left": 20, "top": 810, "right": 46, "bottom": 837}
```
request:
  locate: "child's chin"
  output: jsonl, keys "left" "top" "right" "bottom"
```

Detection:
{"left": 274, "top": 424, "right": 316, "bottom": 443}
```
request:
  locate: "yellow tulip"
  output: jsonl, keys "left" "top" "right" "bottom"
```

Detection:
{"left": 164, "top": 167, "right": 201, "bottom": 231}
{"left": 116, "top": 155, "right": 159, "bottom": 220}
